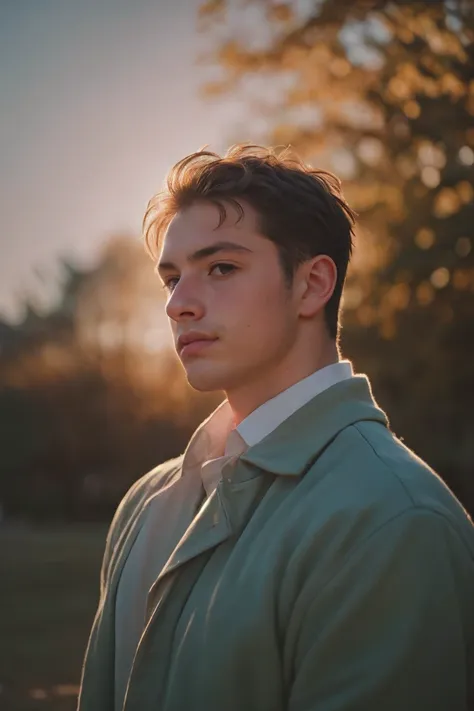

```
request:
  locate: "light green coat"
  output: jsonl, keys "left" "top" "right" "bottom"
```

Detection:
{"left": 78, "top": 376, "right": 474, "bottom": 711}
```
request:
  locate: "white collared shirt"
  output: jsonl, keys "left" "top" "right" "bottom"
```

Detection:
{"left": 200, "top": 360, "right": 353, "bottom": 494}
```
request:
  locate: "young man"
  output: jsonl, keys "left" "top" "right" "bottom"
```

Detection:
{"left": 78, "top": 145, "right": 474, "bottom": 711}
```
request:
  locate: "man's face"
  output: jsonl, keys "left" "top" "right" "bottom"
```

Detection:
{"left": 157, "top": 200, "right": 300, "bottom": 394}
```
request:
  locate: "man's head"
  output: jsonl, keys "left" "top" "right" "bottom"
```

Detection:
{"left": 143, "top": 144, "right": 356, "bottom": 399}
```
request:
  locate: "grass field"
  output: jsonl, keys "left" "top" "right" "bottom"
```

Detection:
{"left": 0, "top": 525, "right": 107, "bottom": 711}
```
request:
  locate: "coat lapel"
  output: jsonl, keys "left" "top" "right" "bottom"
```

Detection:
{"left": 144, "top": 456, "right": 268, "bottom": 618}
{"left": 123, "top": 459, "right": 271, "bottom": 711}
{"left": 240, "top": 375, "right": 388, "bottom": 477}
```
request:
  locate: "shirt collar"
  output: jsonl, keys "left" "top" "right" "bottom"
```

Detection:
{"left": 237, "top": 360, "right": 353, "bottom": 447}
{"left": 181, "top": 399, "right": 234, "bottom": 473}
{"left": 182, "top": 360, "right": 354, "bottom": 476}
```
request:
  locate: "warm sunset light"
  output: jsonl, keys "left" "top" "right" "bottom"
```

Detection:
{"left": 1, "top": 2, "right": 473, "bottom": 709}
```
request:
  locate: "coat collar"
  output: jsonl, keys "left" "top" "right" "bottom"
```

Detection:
{"left": 239, "top": 375, "right": 388, "bottom": 477}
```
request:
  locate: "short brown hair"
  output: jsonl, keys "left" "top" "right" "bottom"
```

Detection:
{"left": 143, "top": 144, "right": 356, "bottom": 339}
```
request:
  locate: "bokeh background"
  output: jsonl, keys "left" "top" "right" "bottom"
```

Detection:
{"left": 1, "top": 1, "right": 473, "bottom": 708}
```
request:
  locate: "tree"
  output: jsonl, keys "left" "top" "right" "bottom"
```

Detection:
{"left": 199, "top": 0, "right": 474, "bottom": 512}
{"left": 0, "top": 236, "right": 220, "bottom": 521}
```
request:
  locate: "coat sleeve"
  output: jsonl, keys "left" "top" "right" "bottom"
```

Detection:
{"left": 287, "top": 508, "right": 474, "bottom": 711}
{"left": 77, "top": 459, "right": 183, "bottom": 711}
{"left": 97, "top": 475, "right": 146, "bottom": 599}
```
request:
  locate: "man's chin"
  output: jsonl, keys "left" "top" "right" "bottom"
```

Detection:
{"left": 183, "top": 362, "right": 229, "bottom": 393}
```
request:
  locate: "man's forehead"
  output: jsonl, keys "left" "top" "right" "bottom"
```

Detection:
{"left": 168, "top": 199, "right": 258, "bottom": 233}
{"left": 161, "top": 201, "right": 259, "bottom": 254}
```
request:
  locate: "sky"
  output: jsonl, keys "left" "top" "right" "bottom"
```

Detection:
{"left": 0, "top": 0, "right": 236, "bottom": 321}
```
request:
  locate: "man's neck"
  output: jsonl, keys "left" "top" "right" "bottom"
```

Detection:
{"left": 226, "top": 342, "right": 340, "bottom": 425}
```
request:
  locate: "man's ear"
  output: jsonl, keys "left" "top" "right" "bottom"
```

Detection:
{"left": 295, "top": 255, "right": 338, "bottom": 318}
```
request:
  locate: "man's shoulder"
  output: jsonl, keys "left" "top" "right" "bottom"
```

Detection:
{"left": 108, "top": 454, "right": 184, "bottom": 543}
{"left": 310, "top": 418, "right": 474, "bottom": 549}
{"left": 289, "top": 420, "right": 474, "bottom": 585}
{"left": 345, "top": 419, "right": 464, "bottom": 510}
{"left": 122, "top": 454, "right": 184, "bottom": 515}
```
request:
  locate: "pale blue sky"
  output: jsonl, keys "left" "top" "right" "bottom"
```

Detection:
{"left": 0, "top": 0, "right": 237, "bottom": 320}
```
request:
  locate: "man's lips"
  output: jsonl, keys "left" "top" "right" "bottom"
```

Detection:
{"left": 177, "top": 333, "right": 218, "bottom": 357}
{"left": 179, "top": 339, "right": 217, "bottom": 357}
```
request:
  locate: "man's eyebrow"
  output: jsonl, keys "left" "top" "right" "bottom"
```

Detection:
{"left": 156, "top": 241, "right": 253, "bottom": 273}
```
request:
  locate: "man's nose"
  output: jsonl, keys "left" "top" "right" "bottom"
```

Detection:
{"left": 165, "top": 277, "right": 205, "bottom": 322}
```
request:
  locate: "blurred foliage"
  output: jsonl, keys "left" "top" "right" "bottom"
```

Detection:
{"left": 0, "top": 237, "right": 220, "bottom": 522}
{"left": 198, "top": 0, "right": 474, "bottom": 510}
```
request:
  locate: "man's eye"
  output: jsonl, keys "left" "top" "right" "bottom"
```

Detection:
{"left": 162, "top": 264, "right": 236, "bottom": 292}
{"left": 210, "top": 263, "right": 237, "bottom": 277}
{"left": 163, "top": 277, "right": 179, "bottom": 292}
